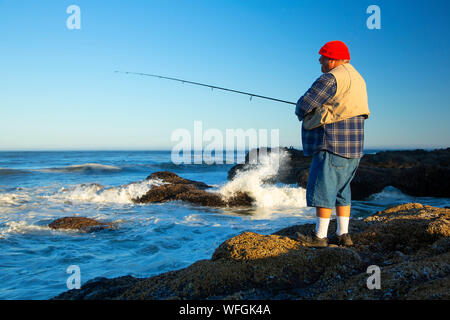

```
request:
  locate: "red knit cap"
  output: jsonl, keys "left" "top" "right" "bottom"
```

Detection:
{"left": 319, "top": 41, "right": 350, "bottom": 60}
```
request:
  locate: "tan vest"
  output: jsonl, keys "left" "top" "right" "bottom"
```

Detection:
{"left": 303, "top": 63, "right": 370, "bottom": 130}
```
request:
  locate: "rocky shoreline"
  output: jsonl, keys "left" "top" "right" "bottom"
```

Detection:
{"left": 228, "top": 147, "right": 450, "bottom": 199}
{"left": 51, "top": 148, "right": 449, "bottom": 300}
{"left": 53, "top": 203, "right": 450, "bottom": 300}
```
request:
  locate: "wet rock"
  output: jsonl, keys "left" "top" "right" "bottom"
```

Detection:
{"left": 176, "top": 189, "right": 253, "bottom": 207}
{"left": 134, "top": 184, "right": 193, "bottom": 204}
{"left": 48, "top": 217, "right": 113, "bottom": 232}
{"left": 53, "top": 203, "right": 450, "bottom": 300}
{"left": 53, "top": 276, "right": 139, "bottom": 300}
{"left": 134, "top": 171, "right": 253, "bottom": 207}
{"left": 228, "top": 147, "right": 450, "bottom": 199}
{"left": 431, "top": 238, "right": 450, "bottom": 254}
{"left": 349, "top": 166, "right": 393, "bottom": 199}
{"left": 146, "top": 171, "right": 211, "bottom": 190}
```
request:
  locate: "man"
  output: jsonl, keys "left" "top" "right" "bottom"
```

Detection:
{"left": 295, "top": 40, "right": 370, "bottom": 247}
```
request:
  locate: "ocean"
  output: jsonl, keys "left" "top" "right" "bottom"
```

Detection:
{"left": 0, "top": 150, "right": 448, "bottom": 299}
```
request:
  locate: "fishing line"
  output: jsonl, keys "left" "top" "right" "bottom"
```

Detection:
{"left": 115, "top": 70, "right": 296, "bottom": 105}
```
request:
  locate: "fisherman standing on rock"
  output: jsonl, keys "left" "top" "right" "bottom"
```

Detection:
{"left": 295, "top": 40, "right": 370, "bottom": 247}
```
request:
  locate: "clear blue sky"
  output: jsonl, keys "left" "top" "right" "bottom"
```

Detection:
{"left": 1, "top": 0, "right": 449, "bottom": 150}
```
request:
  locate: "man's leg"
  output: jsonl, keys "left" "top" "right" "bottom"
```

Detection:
{"left": 303, "top": 151, "right": 336, "bottom": 246}
{"left": 336, "top": 205, "right": 350, "bottom": 236}
{"left": 334, "top": 157, "right": 359, "bottom": 242}
{"left": 315, "top": 207, "right": 332, "bottom": 239}
{"left": 316, "top": 207, "right": 333, "bottom": 218}
{"left": 294, "top": 206, "right": 330, "bottom": 246}
{"left": 317, "top": 206, "right": 350, "bottom": 237}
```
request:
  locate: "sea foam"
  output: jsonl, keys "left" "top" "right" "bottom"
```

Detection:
{"left": 0, "top": 192, "right": 32, "bottom": 206}
{"left": 0, "top": 221, "right": 52, "bottom": 239}
{"left": 47, "top": 179, "right": 165, "bottom": 204}
{"left": 218, "top": 150, "right": 307, "bottom": 208}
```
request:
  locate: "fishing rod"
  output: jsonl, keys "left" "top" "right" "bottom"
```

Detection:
{"left": 115, "top": 70, "right": 296, "bottom": 105}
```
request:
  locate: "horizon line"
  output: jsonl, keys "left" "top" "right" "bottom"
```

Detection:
{"left": 0, "top": 146, "right": 448, "bottom": 152}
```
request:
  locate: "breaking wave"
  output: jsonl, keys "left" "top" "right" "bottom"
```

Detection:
{"left": 46, "top": 179, "right": 166, "bottom": 204}
{"left": 218, "top": 150, "right": 307, "bottom": 208}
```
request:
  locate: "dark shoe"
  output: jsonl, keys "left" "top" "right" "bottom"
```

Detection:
{"left": 294, "top": 231, "right": 328, "bottom": 248}
{"left": 330, "top": 233, "right": 353, "bottom": 246}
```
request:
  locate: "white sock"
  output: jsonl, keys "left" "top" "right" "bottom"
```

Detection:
{"left": 315, "top": 217, "right": 330, "bottom": 239}
{"left": 336, "top": 216, "right": 350, "bottom": 236}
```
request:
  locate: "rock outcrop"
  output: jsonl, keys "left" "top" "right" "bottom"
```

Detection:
{"left": 228, "top": 147, "right": 450, "bottom": 199}
{"left": 54, "top": 203, "right": 450, "bottom": 300}
{"left": 145, "top": 171, "right": 211, "bottom": 190}
{"left": 48, "top": 217, "right": 113, "bottom": 232}
{"left": 133, "top": 171, "right": 253, "bottom": 207}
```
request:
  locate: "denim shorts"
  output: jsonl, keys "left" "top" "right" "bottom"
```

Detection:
{"left": 306, "top": 150, "right": 360, "bottom": 208}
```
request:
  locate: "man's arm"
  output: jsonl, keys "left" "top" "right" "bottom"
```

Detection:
{"left": 295, "top": 73, "right": 337, "bottom": 121}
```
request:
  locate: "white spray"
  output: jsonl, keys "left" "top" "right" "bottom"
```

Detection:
{"left": 218, "top": 149, "right": 307, "bottom": 208}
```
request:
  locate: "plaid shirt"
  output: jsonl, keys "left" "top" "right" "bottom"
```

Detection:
{"left": 295, "top": 73, "right": 365, "bottom": 158}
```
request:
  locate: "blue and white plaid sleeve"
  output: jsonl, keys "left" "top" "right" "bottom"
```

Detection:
{"left": 295, "top": 73, "right": 337, "bottom": 121}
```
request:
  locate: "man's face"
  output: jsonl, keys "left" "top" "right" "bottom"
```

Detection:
{"left": 319, "top": 55, "right": 333, "bottom": 73}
